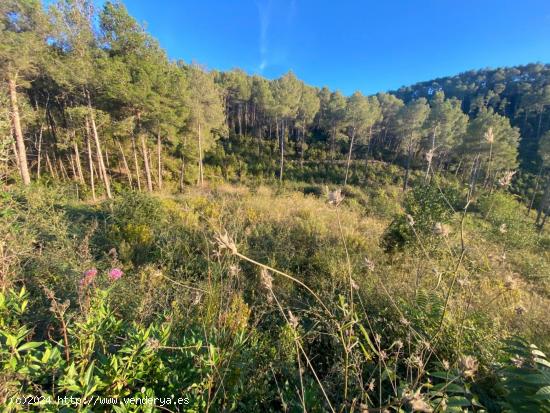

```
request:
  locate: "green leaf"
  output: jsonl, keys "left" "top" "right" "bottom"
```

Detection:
{"left": 429, "top": 370, "right": 453, "bottom": 380}
{"left": 531, "top": 349, "right": 547, "bottom": 358}
{"left": 431, "top": 383, "right": 463, "bottom": 394}
{"left": 446, "top": 396, "right": 471, "bottom": 407}
{"left": 18, "top": 341, "right": 43, "bottom": 352}
{"left": 535, "top": 358, "right": 550, "bottom": 369}
{"left": 534, "top": 385, "right": 550, "bottom": 400}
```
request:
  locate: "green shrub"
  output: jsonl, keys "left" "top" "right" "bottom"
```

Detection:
{"left": 381, "top": 183, "right": 454, "bottom": 251}
{"left": 477, "top": 191, "right": 538, "bottom": 248}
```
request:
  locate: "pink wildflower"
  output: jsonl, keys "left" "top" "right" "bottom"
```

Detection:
{"left": 80, "top": 268, "right": 97, "bottom": 288}
{"left": 108, "top": 268, "right": 123, "bottom": 281}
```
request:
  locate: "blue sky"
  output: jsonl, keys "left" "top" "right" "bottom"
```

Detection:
{"left": 116, "top": 1, "right": 549, "bottom": 95}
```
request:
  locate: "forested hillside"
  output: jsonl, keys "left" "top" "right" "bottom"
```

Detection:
{"left": 394, "top": 64, "right": 550, "bottom": 173}
{"left": 1, "top": 0, "right": 549, "bottom": 225}
{"left": 2, "top": 1, "right": 550, "bottom": 412}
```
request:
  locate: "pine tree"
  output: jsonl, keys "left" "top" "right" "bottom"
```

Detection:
{"left": 326, "top": 91, "right": 347, "bottom": 159}
{"left": 375, "top": 92, "right": 404, "bottom": 155}
{"left": 343, "top": 92, "right": 381, "bottom": 185}
{"left": 271, "top": 71, "right": 301, "bottom": 181}
{"left": 1, "top": 0, "right": 48, "bottom": 185}
{"left": 296, "top": 85, "right": 320, "bottom": 164}
{"left": 423, "top": 91, "right": 468, "bottom": 176}
{"left": 220, "top": 69, "right": 252, "bottom": 136}
{"left": 396, "top": 98, "right": 430, "bottom": 190}
{"left": 250, "top": 75, "right": 275, "bottom": 144}
{"left": 185, "top": 65, "right": 226, "bottom": 186}
{"left": 99, "top": 0, "right": 170, "bottom": 192}
{"left": 461, "top": 107, "right": 520, "bottom": 184}
{"left": 49, "top": 0, "right": 112, "bottom": 197}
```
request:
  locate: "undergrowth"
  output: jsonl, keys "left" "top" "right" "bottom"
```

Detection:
{"left": 1, "top": 181, "right": 549, "bottom": 412}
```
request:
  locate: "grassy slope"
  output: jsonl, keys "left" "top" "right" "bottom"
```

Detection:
{"left": 1, "top": 180, "right": 549, "bottom": 410}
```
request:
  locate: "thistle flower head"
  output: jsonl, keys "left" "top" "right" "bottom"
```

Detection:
{"left": 287, "top": 310, "right": 299, "bottom": 329}
{"left": 259, "top": 268, "right": 273, "bottom": 303}
{"left": 108, "top": 268, "right": 123, "bottom": 281}
{"left": 503, "top": 276, "right": 516, "bottom": 290}
{"left": 459, "top": 355, "right": 478, "bottom": 379}
{"left": 425, "top": 148, "right": 435, "bottom": 163}
{"left": 368, "top": 379, "right": 375, "bottom": 392}
{"left": 408, "top": 354, "right": 423, "bottom": 368}
{"left": 146, "top": 337, "right": 160, "bottom": 351}
{"left": 190, "top": 290, "right": 203, "bottom": 306}
{"left": 327, "top": 189, "right": 344, "bottom": 206}
{"left": 499, "top": 223, "right": 508, "bottom": 234}
{"left": 405, "top": 214, "right": 415, "bottom": 226}
{"left": 364, "top": 257, "right": 375, "bottom": 272}
{"left": 403, "top": 389, "right": 433, "bottom": 413}
{"left": 432, "top": 222, "right": 449, "bottom": 237}
{"left": 457, "top": 278, "right": 470, "bottom": 287}
{"left": 409, "top": 395, "right": 433, "bottom": 413}
{"left": 80, "top": 268, "right": 97, "bottom": 288}
{"left": 215, "top": 232, "right": 238, "bottom": 255}
{"left": 515, "top": 305, "right": 526, "bottom": 315}
{"left": 228, "top": 264, "right": 241, "bottom": 277}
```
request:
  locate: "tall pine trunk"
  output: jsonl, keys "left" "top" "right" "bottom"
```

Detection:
{"left": 237, "top": 105, "right": 242, "bottom": 136}
{"left": 425, "top": 127, "right": 436, "bottom": 181}
{"left": 527, "top": 165, "right": 544, "bottom": 216}
{"left": 46, "top": 152, "right": 56, "bottom": 179}
{"left": 344, "top": 129, "right": 355, "bottom": 186}
{"left": 116, "top": 139, "right": 133, "bottom": 187}
{"left": 73, "top": 140, "right": 84, "bottom": 184}
{"left": 279, "top": 119, "right": 285, "bottom": 182}
{"left": 365, "top": 125, "right": 374, "bottom": 179}
{"left": 197, "top": 122, "right": 204, "bottom": 187}
{"left": 468, "top": 156, "right": 481, "bottom": 199}
{"left": 403, "top": 136, "right": 413, "bottom": 191}
{"left": 87, "top": 94, "right": 111, "bottom": 199}
{"left": 85, "top": 118, "right": 96, "bottom": 201}
{"left": 140, "top": 134, "right": 153, "bottom": 192}
{"left": 244, "top": 102, "right": 248, "bottom": 135}
{"left": 131, "top": 135, "right": 141, "bottom": 191}
{"left": 179, "top": 156, "right": 185, "bottom": 192}
{"left": 157, "top": 129, "right": 162, "bottom": 190}
{"left": 8, "top": 76, "right": 31, "bottom": 185}
{"left": 68, "top": 154, "right": 77, "bottom": 181}
{"left": 300, "top": 124, "right": 306, "bottom": 166}
{"left": 58, "top": 157, "right": 68, "bottom": 181}
{"left": 36, "top": 125, "right": 43, "bottom": 179}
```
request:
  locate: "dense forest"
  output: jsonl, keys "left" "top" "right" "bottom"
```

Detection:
{"left": 1, "top": 0, "right": 550, "bottom": 223}
{"left": 1, "top": 0, "right": 550, "bottom": 412}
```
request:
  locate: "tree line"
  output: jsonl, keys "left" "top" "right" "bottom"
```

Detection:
{"left": 1, "top": 0, "right": 549, "bottom": 225}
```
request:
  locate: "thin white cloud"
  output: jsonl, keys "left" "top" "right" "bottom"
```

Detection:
{"left": 256, "top": 0, "right": 297, "bottom": 73}
{"left": 257, "top": 0, "right": 272, "bottom": 72}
